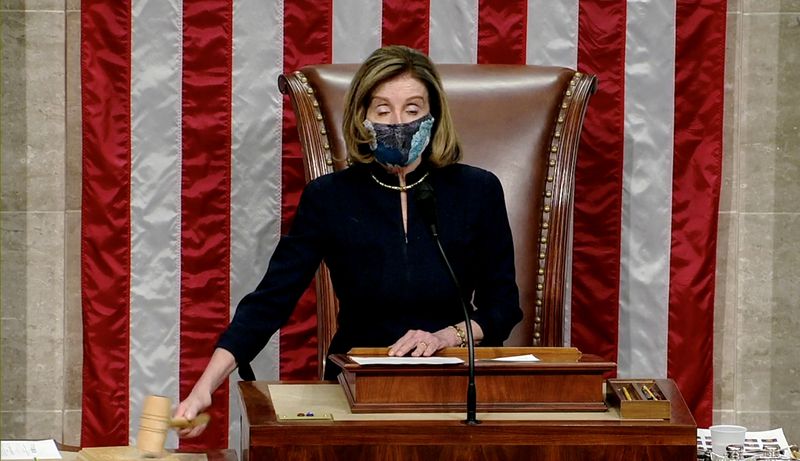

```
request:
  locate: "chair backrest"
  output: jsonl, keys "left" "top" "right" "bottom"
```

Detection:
{"left": 279, "top": 64, "right": 597, "bottom": 379}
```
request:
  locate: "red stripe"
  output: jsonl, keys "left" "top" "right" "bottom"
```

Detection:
{"left": 477, "top": 0, "right": 527, "bottom": 64}
{"left": 570, "top": 1, "right": 627, "bottom": 366}
{"left": 382, "top": 0, "right": 430, "bottom": 53}
{"left": 179, "top": 0, "right": 233, "bottom": 449}
{"left": 80, "top": 1, "right": 132, "bottom": 447}
{"left": 279, "top": 0, "right": 332, "bottom": 380}
{"left": 668, "top": 1, "right": 726, "bottom": 428}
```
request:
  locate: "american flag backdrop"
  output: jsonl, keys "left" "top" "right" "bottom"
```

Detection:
{"left": 80, "top": 0, "right": 726, "bottom": 449}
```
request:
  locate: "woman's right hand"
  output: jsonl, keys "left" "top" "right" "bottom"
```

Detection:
{"left": 173, "top": 388, "right": 212, "bottom": 438}
{"left": 171, "top": 348, "right": 237, "bottom": 438}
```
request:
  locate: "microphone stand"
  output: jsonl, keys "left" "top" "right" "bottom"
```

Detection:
{"left": 431, "top": 236, "right": 480, "bottom": 425}
{"left": 415, "top": 181, "right": 479, "bottom": 425}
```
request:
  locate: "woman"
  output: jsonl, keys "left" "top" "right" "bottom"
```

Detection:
{"left": 175, "top": 45, "right": 521, "bottom": 437}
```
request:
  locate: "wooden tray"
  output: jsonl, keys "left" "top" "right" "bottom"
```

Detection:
{"left": 606, "top": 379, "right": 671, "bottom": 419}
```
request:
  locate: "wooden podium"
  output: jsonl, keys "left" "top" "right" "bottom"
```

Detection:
{"left": 330, "top": 347, "right": 615, "bottom": 413}
{"left": 237, "top": 348, "right": 697, "bottom": 461}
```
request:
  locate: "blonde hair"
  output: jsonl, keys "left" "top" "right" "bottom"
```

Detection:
{"left": 342, "top": 46, "right": 462, "bottom": 167}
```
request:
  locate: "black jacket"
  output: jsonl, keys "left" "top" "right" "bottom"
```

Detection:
{"left": 217, "top": 161, "right": 522, "bottom": 379}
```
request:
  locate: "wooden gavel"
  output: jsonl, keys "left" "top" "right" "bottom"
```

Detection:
{"left": 136, "top": 395, "right": 210, "bottom": 458}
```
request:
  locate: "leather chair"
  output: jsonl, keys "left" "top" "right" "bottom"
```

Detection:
{"left": 279, "top": 64, "right": 597, "bottom": 379}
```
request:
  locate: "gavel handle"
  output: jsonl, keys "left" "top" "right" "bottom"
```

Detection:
{"left": 168, "top": 412, "right": 210, "bottom": 429}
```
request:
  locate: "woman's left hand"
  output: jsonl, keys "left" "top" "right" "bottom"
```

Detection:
{"left": 388, "top": 328, "right": 459, "bottom": 357}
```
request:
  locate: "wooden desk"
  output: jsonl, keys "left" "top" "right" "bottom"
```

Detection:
{"left": 238, "top": 379, "right": 696, "bottom": 461}
{"left": 57, "top": 445, "right": 237, "bottom": 461}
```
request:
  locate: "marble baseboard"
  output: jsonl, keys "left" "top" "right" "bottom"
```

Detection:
{"left": 0, "top": 410, "right": 63, "bottom": 441}
{"left": 0, "top": 409, "right": 81, "bottom": 445}
{"left": 63, "top": 409, "right": 82, "bottom": 446}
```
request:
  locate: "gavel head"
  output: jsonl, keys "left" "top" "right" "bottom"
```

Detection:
{"left": 136, "top": 395, "right": 172, "bottom": 458}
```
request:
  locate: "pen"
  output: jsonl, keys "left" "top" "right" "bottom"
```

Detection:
{"left": 621, "top": 386, "right": 633, "bottom": 401}
{"left": 641, "top": 384, "right": 657, "bottom": 400}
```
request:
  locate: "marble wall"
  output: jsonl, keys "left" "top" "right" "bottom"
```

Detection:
{"left": 1, "top": 0, "right": 798, "bottom": 448}
{"left": 713, "top": 0, "right": 800, "bottom": 442}
{"left": 1, "top": 0, "right": 83, "bottom": 446}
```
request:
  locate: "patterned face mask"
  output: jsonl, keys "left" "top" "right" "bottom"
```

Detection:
{"left": 363, "top": 114, "right": 434, "bottom": 168}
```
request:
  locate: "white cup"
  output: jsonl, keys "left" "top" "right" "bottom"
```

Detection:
{"left": 709, "top": 424, "right": 747, "bottom": 456}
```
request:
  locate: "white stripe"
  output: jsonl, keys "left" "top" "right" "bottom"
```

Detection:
{"left": 523, "top": 0, "right": 580, "bottom": 344}
{"left": 129, "top": 0, "right": 183, "bottom": 449}
{"left": 230, "top": 0, "right": 284, "bottom": 449}
{"left": 333, "top": 0, "right": 382, "bottom": 63}
{"left": 526, "top": 0, "right": 578, "bottom": 68}
{"left": 618, "top": 0, "right": 675, "bottom": 379}
{"left": 429, "top": 0, "right": 478, "bottom": 64}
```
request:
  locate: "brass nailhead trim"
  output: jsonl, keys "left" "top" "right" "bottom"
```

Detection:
{"left": 295, "top": 71, "right": 334, "bottom": 167}
{"left": 534, "top": 72, "right": 578, "bottom": 344}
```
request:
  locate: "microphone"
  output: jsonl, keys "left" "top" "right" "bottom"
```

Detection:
{"left": 414, "top": 181, "right": 438, "bottom": 237}
{"left": 414, "top": 181, "right": 480, "bottom": 425}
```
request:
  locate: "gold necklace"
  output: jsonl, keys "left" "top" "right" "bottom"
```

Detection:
{"left": 370, "top": 171, "right": 430, "bottom": 192}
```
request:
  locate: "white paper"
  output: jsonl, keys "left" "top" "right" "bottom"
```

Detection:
{"left": 1, "top": 439, "right": 61, "bottom": 460}
{"left": 488, "top": 354, "right": 540, "bottom": 362}
{"left": 349, "top": 356, "right": 464, "bottom": 365}
{"left": 697, "top": 428, "right": 790, "bottom": 457}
